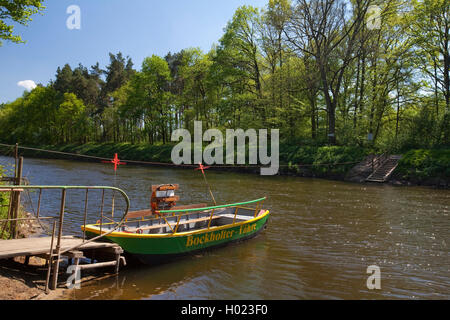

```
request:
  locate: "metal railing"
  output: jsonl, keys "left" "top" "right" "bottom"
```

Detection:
{"left": 156, "top": 197, "right": 266, "bottom": 215}
{"left": 0, "top": 185, "right": 130, "bottom": 244}
{"left": 0, "top": 185, "right": 130, "bottom": 291}
{"left": 370, "top": 153, "right": 389, "bottom": 174}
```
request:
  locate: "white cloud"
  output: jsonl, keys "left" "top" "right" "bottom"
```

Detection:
{"left": 17, "top": 80, "right": 37, "bottom": 91}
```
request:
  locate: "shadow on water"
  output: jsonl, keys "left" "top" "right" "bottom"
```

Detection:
{"left": 1, "top": 155, "right": 449, "bottom": 299}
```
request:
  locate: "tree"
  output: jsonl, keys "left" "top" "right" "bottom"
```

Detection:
{"left": 407, "top": 0, "right": 449, "bottom": 112}
{"left": 285, "top": 0, "right": 372, "bottom": 144}
{"left": 0, "top": 0, "right": 45, "bottom": 46}
{"left": 165, "top": 50, "right": 186, "bottom": 130}
{"left": 179, "top": 48, "right": 216, "bottom": 129}
{"left": 57, "top": 93, "right": 86, "bottom": 144}
{"left": 406, "top": 0, "right": 450, "bottom": 144}
{"left": 53, "top": 64, "right": 73, "bottom": 94}
{"left": 0, "top": 86, "right": 60, "bottom": 144}
{"left": 102, "top": 52, "right": 134, "bottom": 101}
{"left": 216, "top": 5, "right": 265, "bottom": 126}
{"left": 261, "top": 0, "right": 291, "bottom": 112}
{"left": 126, "top": 55, "right": 172, "bottom": 144}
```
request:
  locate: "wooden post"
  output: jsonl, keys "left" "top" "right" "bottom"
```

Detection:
{"left": 10, "top": 157, "right": 23, "bottom": 239}
{"left": 45, "top": 220, "right": 57, "bottom": 293}
{"left": 51, "top": 189, "right": 66, "bottom": 290}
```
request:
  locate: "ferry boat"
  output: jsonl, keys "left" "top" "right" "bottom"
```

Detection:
{"left": 82, "top": 184, "right": 270, "bottom": 264}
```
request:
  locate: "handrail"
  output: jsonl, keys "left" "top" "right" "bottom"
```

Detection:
{"left": 0, "top": 185, "right": 130, "bottom": 254}
{"left": 371, "top": 153, "right": 389, "bottom": 173}
{"left": 155, "top": 197, "right": 267, "bottom": 214}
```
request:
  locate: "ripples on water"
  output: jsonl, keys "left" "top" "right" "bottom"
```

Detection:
{"left": 0, "top": 156, "right": 449, "bottom": 299}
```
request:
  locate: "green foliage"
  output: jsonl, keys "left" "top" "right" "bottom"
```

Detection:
{"left": 0, "top": 86, "right": 90, "bottom": 145}
{"left": 280, "top": 145, "right": 369, "bottom": 176}
{"left": 0, "top": 165, "right": 10, "bottom": 239}
{"left": 25, "top": 142, "right": 176, "bottom": 164}
{"left": 0, "top": 0, "right": 45, "bottom": 45}
{"left": 397, "top": 149, "right": 450, "bottom": 180}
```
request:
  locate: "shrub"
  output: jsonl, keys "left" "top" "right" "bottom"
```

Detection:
{"left": 397, "top": 148, "right": 450, "bottom": 180}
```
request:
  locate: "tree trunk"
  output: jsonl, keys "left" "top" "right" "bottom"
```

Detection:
{"left": 310, "top": 95, "right": 317, "bottom": 140}
{"left": 353, "top": 56, "right": 361, "bottom": 129}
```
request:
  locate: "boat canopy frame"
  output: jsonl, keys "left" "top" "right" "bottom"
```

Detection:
{"left": 155, "top": 197, "right": 266, "bottom": 215}
{"left": 109, "top": 197, "right": 267, "bottom": 235}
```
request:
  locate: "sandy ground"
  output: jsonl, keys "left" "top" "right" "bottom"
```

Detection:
{"left": 0, "top": 256, "right": 69, "bottom": 300}
{"left": 0, "top": 214, "right": 71, "bottom": 300}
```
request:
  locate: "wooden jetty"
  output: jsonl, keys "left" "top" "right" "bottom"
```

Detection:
{"left": 0, "top": 236, "right": 125, "bottom": 291}
{"left": 0, "top": 171, "right": 131, "bottom": 292}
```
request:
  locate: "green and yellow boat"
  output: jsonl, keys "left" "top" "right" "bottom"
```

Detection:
{"left": 82, "top": 184, "right": 269, "bottom": 265}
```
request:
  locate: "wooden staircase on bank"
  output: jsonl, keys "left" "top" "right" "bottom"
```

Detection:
{"left": 366, "top": 155, "right": 402, "bottom": 183}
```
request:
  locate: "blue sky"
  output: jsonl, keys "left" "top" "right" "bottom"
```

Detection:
{"left": 0, "top": 0, "right": 267, "bottom": 104}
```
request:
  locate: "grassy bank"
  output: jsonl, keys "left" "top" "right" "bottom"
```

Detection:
{"left": 5, "top": 143, "right": 176, "bottom": 164}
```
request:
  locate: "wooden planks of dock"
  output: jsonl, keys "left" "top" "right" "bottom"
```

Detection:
{"left": 0, "top": 236, "right": 119, "bottom": 260}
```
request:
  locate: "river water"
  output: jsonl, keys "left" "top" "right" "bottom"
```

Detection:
{"left": 0, "top": 155, "right": 449, "bottom": 300}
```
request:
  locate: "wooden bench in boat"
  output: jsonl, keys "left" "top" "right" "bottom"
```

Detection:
{"left": 220, "top": 209, "right": 267, "bottom": 220}
{"left": 123, "top": 215, "right": 221, "bottom": 233}
{"left": 216, "top": 213, "right": 254, "bottom": 221}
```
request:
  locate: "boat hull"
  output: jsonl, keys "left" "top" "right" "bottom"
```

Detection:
{"left": 83, "top": 210, "right": 270, "bottom": 265}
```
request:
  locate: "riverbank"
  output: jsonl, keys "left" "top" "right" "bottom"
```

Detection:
{"left": 0, "top": 142, "right": 371, "bottom": 178}
{"left": 0, "top": 142, "right": 449, "bottom": 188}
{"left": 394, "top": 149, "right": 450, "bottom": 187}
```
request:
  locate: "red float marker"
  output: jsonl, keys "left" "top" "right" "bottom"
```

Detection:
{"left": 195, "top": 162, "right": 210, "bottom": 174}
{"left": 102, "top": 153, "right": 125, "bottom": 217}
{"left": 102, "top": 153, "right": 126, "bottom": 172}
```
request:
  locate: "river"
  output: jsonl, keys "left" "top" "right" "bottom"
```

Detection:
{"left": 0, "top": 155, "right": 449, "bottom": 300}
